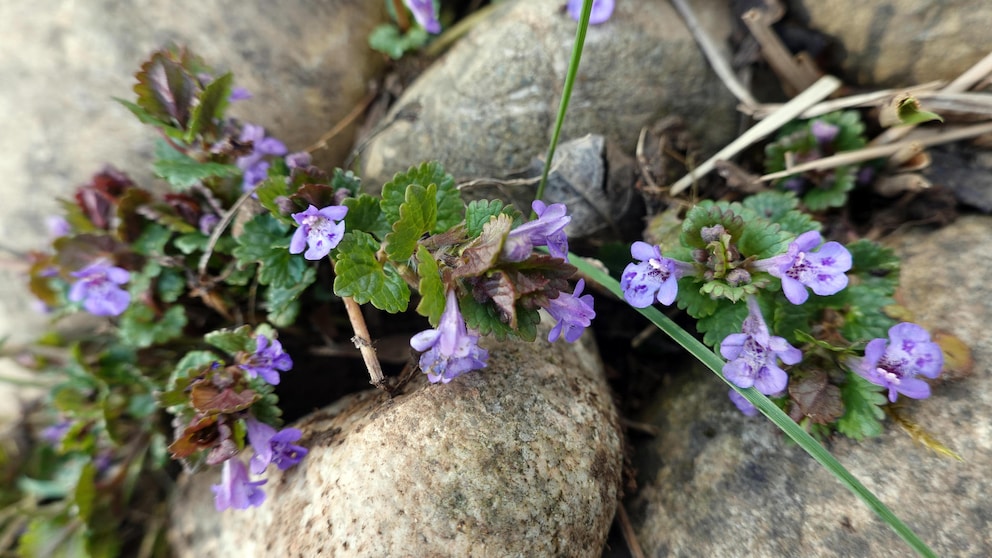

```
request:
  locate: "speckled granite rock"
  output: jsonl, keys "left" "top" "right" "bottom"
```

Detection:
{"left": 788, "top": 0, "right": 992, "bottom": 87}
{"left": 359, "top": 0, "right": 738, "bottom": 188}
{"left": 169, "top": 319, "right": 622, "bottom": 557}
{"left": 627, "top": 215, "right": 992, "bottom": 557}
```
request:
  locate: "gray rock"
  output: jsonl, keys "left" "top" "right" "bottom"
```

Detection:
{"left": 169, "top": 318, "right": 622, "bottom": 557}
{"left": 788, "top": 0, "right": 992, "bottom": 87}
{"left": 359, "top": 0, "right": 739, "bottom": 189}
{"left": 627, "top": 215, "right": 992, "bottom": 557}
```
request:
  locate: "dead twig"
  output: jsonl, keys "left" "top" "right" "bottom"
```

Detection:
{"left": 759, "top": 121, "right": 992, "bottom": 182}
{"left": 741, "top": 7, "right": 820, "bottom": 96}
{"left": 742, "top": 81, "right": 945, "bottom": 120}
{"left": 669, "top": 75, "right": 841, "bottom": 195}
{"left": 342, "top": 296, "right": 387, "bottom": 390}
{"left": 616, "top": 501, "right": 646, "bottom": 558}
{"left": 304, "top": 88, "right": 378, "bottom": 154}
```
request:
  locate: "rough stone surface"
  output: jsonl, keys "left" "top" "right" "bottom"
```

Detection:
{"left": 0, "top": 0, "right": 385, "bottom": 416}
{"left": 789, "top": 0, "right": 992, "bottom": 87}
{"left": 628, "top": 215, "right": 992, "bottom": 557}
{"left": 359, "top": 0, "right": 738, "bottom": 188}
{"left": 169, "top": 320, "right": 622, "bottom": 557}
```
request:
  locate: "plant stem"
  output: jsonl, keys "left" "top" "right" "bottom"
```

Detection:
{"left": 534, "top": 0, "right": 593, "bottom": 209}
{"left": 342, "top": 296, "right": 386, "bottom": 390}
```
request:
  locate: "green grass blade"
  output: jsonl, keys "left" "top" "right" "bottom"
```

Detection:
{"left": 534, "top": 0, "right": 593, "bottom": 205}
{"left": 569, "top": 253, "right": 936, "bottom": 558}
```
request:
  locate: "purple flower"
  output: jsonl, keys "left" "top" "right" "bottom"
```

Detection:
{"left": 240, "top": 335, "right": 293, "bottom": 385}
{"left": 411, "top": 290, "right": 489, "bottom": 383}
{"left": 41, "top": 419, "right": 73, "bottom": 446}
{"left": 245, "top": 417, "right": 308, "bottom": 474}
{"left": 211, "top": 459, "right": 266, "bottom": 511}
{"left": 545, "top": 279, "right": 596, "bottom": 343}
{"left": 728, "top": 389, "right": 758, "bottom": 417}
{"left": 403, "top": 0, "right": 441, "bottom": 34}
{"left": 620, "top": 242, "right": 694, "bottom": 308}
{"left": 848, "top": 322, "right": 943, "bottom": 403}
{"left": 567, "top": 0, "right": 615, "bottom": 24}
{"left": 198, "top": 213, "right": 220, "bottom": 234}
{"left": 46, "top": 216, "right": 71, "bottom": 238}
{"left": 811, "top": 119, "right": 840, "bottom": 145}
{"left": 236, "top": 124, "right": 287, "bottom": 191}
{"left": 68, "top": 260, "right": 131, "bottom": 317}
{"left": 754, "top": 230, "right": 852, "bottom": 305}
{"left": 502, "top": 200, "right": 571, "bottom": 262}
{"left": 289, "top": 204, "right": 348, "bottom": 260}
{"left": 720, "top": 297, "right": 802, "bottom": 395}
{"left": 285, "top": 151, "right": 311, "bottom": 169}
{"left": 229, "top": 87, "right": 253, "bottom": 102}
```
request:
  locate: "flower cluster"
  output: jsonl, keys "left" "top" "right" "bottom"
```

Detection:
{"left": 239, "top": 335, "right": 293, "bottom": 385}
{"left": 502, "top": 200, "right": 571, "bottom": 262}
{"left": 544, "top": 279, "right": 596, "bottom": 343}
{"left": 754, "top": 230, "right": 851, "bottom": 305}
{"left": 721, "top": 297, "right": 802, "bottom": 395}
{"left": 848, "top": 323, "right": 943, "bottom": 402}
{"left": 411, "top": 290, "right": 489, "bottom": 384}
{"left": 236, "top": 124, "right": 288, "bottom": 191}
{"left": 290, "top": 204, "right": 349, "bottom": 260}
{"left": 621, "top": 242, "right": 693, "bottom": 307}
{"left": 68, "top": 260, "right": 132, "bottom": 317}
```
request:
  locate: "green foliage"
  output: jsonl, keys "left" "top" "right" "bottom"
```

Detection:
{"left": 459, "top": 293, "right": 540, "bottom": 342}
{"left": 740, "top": 191, "right": 820, "bottom": 236}
{"left": 152, "top": 141, "right": 240, "bottom": 190}
{"left": 185, "top": 72, "right": 233, "bottom": 143}
{"left": 265, "top": 266, "right": 317, "bottom": 327}
{"left": 696, "top": 299, "right": 749, "bottom": 348}
{"left": 465, "top": 199, "right": 520, "bottom": 238}
{"left": 232, "top": 213, "right": 310, "bottom": 290}
{"left": 415, "top": 245, "right": 445, "bottom": 325}
{"left": 332, "top": 231, "right": 410, "bottom": 313}
{"left": 204, "top": 326, "right": 255, "bottom": 354}
{"left": 368, "top": 23, "right": 430, "bottom": 59}
{"left": 837, "top": 372, "right": 887, "bottom": 440}
{"left": 331, "top": 168, "right": 362, "bottom": 195}
{"left": 344, "top": 194, "right": 391, "bottom": 240}
{"left": 255, "top": 176, "right": 292, "bottom": 224}
{"left": 119, "top": 305, "right": 187, "bottom": 348}
{"left": 380, "top": 161, "right": 462, "bottom": 234}
{"left": 385, "top": 183, "right": 438, "bottom": 262}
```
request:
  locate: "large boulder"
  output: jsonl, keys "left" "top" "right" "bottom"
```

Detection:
{"left": 359, "top": 0, "right": 739, "bottom": 188}
{"left": 169, "top": 319, "right": 623, "bottom": 557}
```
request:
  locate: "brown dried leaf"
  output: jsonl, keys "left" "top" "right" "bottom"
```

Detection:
{"left": 788, "top": 370, "right": 843, "bottom": 424}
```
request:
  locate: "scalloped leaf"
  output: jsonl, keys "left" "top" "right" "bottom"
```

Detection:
{"left": 380, "top": 161, "right": 461, "bottom": 232}
{"left": 331, "top": 168, "right": 362, "bottom": 195}
{"left": 385, "top": 183, "right": 437, "bottom": 262}
{"left": 119, "top": 305, "right": 187, "bottom": 348}
{"left": 232, "top": 213, "right": 306, "bottom": 289}
{"left": 185, "top": 72, "right": 233, "bottom": 142}
{"left": 459, "top": 293, "right": 539, "bottom": 342}
{"left": 204, "top": 325, "right": 255, "bottom": 355}
{"left": 675, "top": 276, "right": 719, "bottom": 319}
{"left": 256, "top": 176, "right": 292, "bottom": 225}
{"left": 741, "top": 191, "right": 821, "bottom": 236}
{"left": 466, "top": 199, "right": 510, "bottom": 238}
{"left": 802, "top": 166, "right": 858, "bottom": 211}
{"left": 415, "top": 245, "right": 445, "bottom": 325}
{"left": 836, "top": 371, "right": 886, "bottom": 440}
{"left": 132, "top": 49, "right": 198, "bottom": 129}
{"left": 333, "top": 231, "right": 410, "bottom": 313}
{"left": 344, "top": 194, "right": 390, "bottom": 240}
{"left": 153, "top": 141, "right": 240, "bottom": 190}
{"left": 679, "top": 201, "right": 746, "bottom": 250}
{"left": 846, "top": 239, "right": 900, "bottom": 296}
{"left": 265, "top": 265, "right": 316, "bottom": 326}
{"left": 696, "top": 299, "right": 749, "bottom": 349}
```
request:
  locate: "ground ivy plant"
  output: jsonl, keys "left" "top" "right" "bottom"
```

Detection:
{"left": 5, "top": 47, "right": 591, "bottom": 556}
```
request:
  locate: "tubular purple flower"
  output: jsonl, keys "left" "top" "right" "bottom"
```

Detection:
{"left": 728, "top": 389, "right": 758, "bottom": 417}
{"left": 848, "top": 322, "right": 943, "bottom": 402}
{"left": 410, "top": 290, "right": 489, "bottom": 383}
{"left": 502, "top": 200, "right": 571, "bottom": 261}
{"left": 720, "top": 297, "right": 802, "bottom": 395}
{"left": 811, "top": 119, "right": 840, "bottom": 145}
{"left": 68, "top": 260, "right": 131, "bottom": 317}
{"left": 290, "top": 204, "right": 349, "bottom": 260}
{"left": 211, "top": 459, "right": 266, "bottom": 512}
{"left": 245, "top": 416, "right": 308, "bottom": 474}
{"left": 754, "top": 230, "right": 852, "bottom": 305}
{"left": 236, "top": 124, "right": 287, "bottom": 191}
{"left": 566, "top": 0, "right": 615, "bottom": 24}
{"left": 620, "top": 241, "right": 693, "bottom": 308}
{"left": 239, "top": 334, "right": 293, "bottom": 385}
{"left": 545, "top": 279, "right": 596, "bottom": 343}
{"left": 403, "top": 0, "right": 441, "bottom": 33}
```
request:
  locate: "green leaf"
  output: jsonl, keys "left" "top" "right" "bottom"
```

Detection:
{"left": 836, "top": 372, "right": 887, "bottom": 440}
{"left": 259, "top": 249, "right": 308, "bottom": 289}
{"left": 204, "top": 325, "right": 255, "bottom": 355}
{"left": 18, "top": 515, "right": 87, "bottom": 558}
{"left": 459, "top": 294, "right": 539, "bottom": 342}
{"left": 675, "top": 276, "right": 719, "bottom": 319}
{"left": 74, "top": 462, "right": 97, "bottom": 521}
{"left": 741, "top": 191, "right": 821, "bottom": 236}
{"left": 368, "top": 23, "right": 429, "bottom": 59}
{"left": 415, "top": 245, "right": 445, "bottom": 325}
{"left": 185, "top": 71, "right": 232, "bottom": 142}
{"left": 385, "top": 183, "right": 438, "bottom": 262}
{"left": 466, "top": 199, "right": 511, "bottom": 238}
{"left": 153, "top": 141, "right": 240, "bottom": 190}
{"left": 344, "top": 194, "right": 390, "bottom": 240}
{"left": 331, "top": 168, "right": 362, "bottom": 195}
{"left": 332, "top": 231, "right": 410, "bottom": 313}
{"left": 256, "top": 176, "right": 293, "bottom": 225}
{"left": 802, "top": 166, "right": 858, "bottom": 211}
{"left": 173, "top": 232, "right": 209, "bottom": 254}
{"left": 846, "top": 239, "right": 900, "bottom": 295}
{"left": 232, "top": 213, "right": 304, "bottom": 288}
{"left": 115, "top": 98, "right": 173, "bottom": 130}
{"left": 133, "top": 49, "right": 198, "bottom": 127}
{"left": 132, "top": 222, "right": 173, "bottom": 257}
{"left": 156, "top": 267, "right": 186, "bottom": 302}
{"left": 894, "top": 96, "right": 943, "bottom": 125}
{"left": 696, "top": 299, "right": 749, "bottom": 349}
{"left": 265, "top": 265, "right": 317, "bottom": 326}
{"left": 380, "top": 161, "right": 461, "bottom": 233}
{"left": 119, "top": 305, "right": 187, "bottom": 348}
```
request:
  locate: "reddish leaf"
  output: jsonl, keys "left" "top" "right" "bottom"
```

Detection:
{"left": 788, "top": 370, "right": 843, "bottom": 424}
